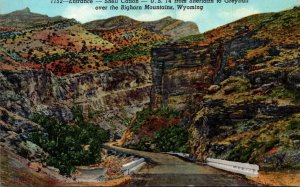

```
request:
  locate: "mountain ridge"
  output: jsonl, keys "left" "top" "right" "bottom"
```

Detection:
{"left": 84, "top": 15, "right": 200, "bottom": 39}
{"left": 0, "top": 8, "right": 73, "bottom": 28}
{"left": 0, "top": 8, "right": 200, "bottom": 40}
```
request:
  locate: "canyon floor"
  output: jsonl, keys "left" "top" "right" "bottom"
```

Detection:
{"left": 106, "top": 143, "right": 255, "bottom": 186}
{"left": 2, "top": 143, "right": 299, "bottom": 186}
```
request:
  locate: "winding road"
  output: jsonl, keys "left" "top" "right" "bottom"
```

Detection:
{"left": 105, "top": 143, "right": 256, "bottom": 186}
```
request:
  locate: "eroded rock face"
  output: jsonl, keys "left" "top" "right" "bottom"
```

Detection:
{"left": 288, "top": 68, "right": 300, "bottom": 90}
{"left": 0, "top": 107, "right": 47, "bottom": 161}
{"left": 150, "top": 45, "right": 217, "bottom": 110}
{"left": 0, "top": 63, "right": 151, "bottom": 137}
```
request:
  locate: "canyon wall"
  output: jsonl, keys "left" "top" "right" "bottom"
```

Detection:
{"left": 149, "top": 7, "right": 300, "bottom": 169}
{"left": 0, "top": 63, "right": 151, "bottom": 137}
{"left": 150, "top": 44, "right": 217, "bottom": 110}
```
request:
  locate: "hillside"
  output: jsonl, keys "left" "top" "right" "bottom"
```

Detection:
{"left": 84, "top": 16, "right": 199, "bottom": 40}
{"left": 121, "top": 6, "right": 300, "bottom": 171}
{"left": 0, "top": 8, "right": 199, "bottom": 76}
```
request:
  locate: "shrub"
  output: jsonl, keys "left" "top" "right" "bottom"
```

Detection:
{"left": 228, "top": 145, "right": 255, "bottom": 162}
{"left": 128, "top": 125, "right": 189, "bottom": 153}
{"left": 228, "top": 139, "right": 261, "bottom": 162}
{"left": 287, "top": 118, "right": 300, "bottom": 130}
{"left": 131, "top": 109, "right": 152, "bottom": 133}
{"left": 154, "top": 125, "right": 189, "bottom": 153}
{"left": 131, "top": 107, "right": 181, "bottom": 133}
{"left": 29, "top": 106, "right": 110, "bottom": 176}
{"left": 228, "top": 138, "right": 281, "bottom": 163}
{"left": 103, "top": 44, "right": 149, "bottom": 63}
{"left": 128, "top": 137, "right": 152, "bottom": 151}
{"left": 262, "top": 138, "right": 280, "bottom": 152}
{"left": 270, "top": 86, "right": 300, "bottom": 102}
{"left": 127, "top": 107, "right": 187, "bottom": 153}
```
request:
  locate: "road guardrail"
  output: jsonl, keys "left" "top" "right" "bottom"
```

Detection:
{"left": 206, "top": 158, "right": 259, "bottom": 177}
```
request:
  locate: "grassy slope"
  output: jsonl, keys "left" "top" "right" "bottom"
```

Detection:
{"left": 0, "top": 13, "right": 173, "bottom": 76}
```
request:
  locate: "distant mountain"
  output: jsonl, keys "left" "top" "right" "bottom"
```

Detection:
{"left": 0, "top": 8, "right": 74, "bottom": 28}
{"left": 0, "top": 8, "right": 200, "bottom": 39}
{"left": 84, "top": 16, "right": 200, "bottom": 40}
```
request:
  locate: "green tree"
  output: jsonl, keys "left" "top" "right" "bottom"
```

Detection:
{"left": 29, "top": 106, "right": 110, "bottom": 176}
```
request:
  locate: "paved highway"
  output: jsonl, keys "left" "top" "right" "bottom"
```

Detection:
{"left": 105, "top": 143, "right": 256, "bottom": 186}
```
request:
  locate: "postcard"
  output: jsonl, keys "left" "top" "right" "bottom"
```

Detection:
{"left": 1, "top": 0, "right": 299, "bottom": 186}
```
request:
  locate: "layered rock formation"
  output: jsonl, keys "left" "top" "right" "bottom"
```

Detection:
{"left": 150, "top": 44, "right": 217, "bottom": 110}
{"left": 0, "top": 63, "right": 151, "bottom": 137}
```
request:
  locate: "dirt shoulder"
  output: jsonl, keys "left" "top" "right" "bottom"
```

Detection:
{"left": 66, "top": 176, "right": 131, "bottom": 186}
{"left": 248, "top": 171, "right": 300, "bottom": 186}
{"left": 0, "top": 146, "right": 66, "bottom": 186}
{"left": 0, "top": 147, "right": 130, "bottom": 186}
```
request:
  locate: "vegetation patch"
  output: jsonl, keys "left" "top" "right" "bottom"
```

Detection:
{"left": 128, "top": 125, "right": 189, "bottom": 153}
{"left": 130, "top": 107, "right": 181, "bottom": 133}
{"left": 269, "top": 86, "right": 300, "bottom": 103}
{"left": 287, "top": 118, "right": 300, "bottom": 130}
{"left": 228, "top": 138, "right": 280, "bottom": 163}
{"left": 103, "top": 44, "right": 149, "bottom": 63}
{"left": 126, "top": 107, "right": 188, "bottom": 153}
{"left": 153, "top": 125, "right": 189, "bottom": 153}
{"left": 176, "top": 34, "right": 205, "bottom": 43}
{"left": 29, "top": 106, "right": 110, "bottom": 176}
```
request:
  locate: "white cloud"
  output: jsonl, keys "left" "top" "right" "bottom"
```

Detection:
{"left": 62, "top": 5, "right": 103, "bottom": 23}
{"left": 220, "top": 7, "right": 260, "bottom": 20}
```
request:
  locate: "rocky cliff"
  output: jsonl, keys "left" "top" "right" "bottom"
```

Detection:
{"left": 123, "top": 6, "right": 300, "bottom": 170}
{"left": 150, "top": 44, "right": 217, "bottom": 110}
{"left": 0, "top": 63, "right": 151, "bottom": 137}
{"left": 0, "top": 106, "right": 46, "bottom": 161}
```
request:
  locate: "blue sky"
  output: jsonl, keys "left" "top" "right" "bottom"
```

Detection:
{"left": 0, "top": 0, "right": 299, "bottom": 32}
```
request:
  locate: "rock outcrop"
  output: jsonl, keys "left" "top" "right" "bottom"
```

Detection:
{"left": 150, "top": 44, "right": 217, "bottom": 110}
{"left": 0, "top": 107, "right": 47, "bottom": 161}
